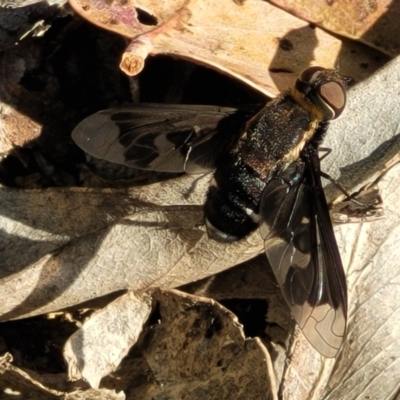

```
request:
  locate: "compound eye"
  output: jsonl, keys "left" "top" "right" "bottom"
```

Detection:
{"left": 296, "top": 66, "right": 347, "bottom": 120}
{"left": 318, "top": 81, "right": 346, "bottom": 119}
{"left": 299, "top": 66, "right": 326, "bottom": 84}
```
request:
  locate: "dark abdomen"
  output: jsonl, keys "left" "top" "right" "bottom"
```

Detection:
{"left": 204, "top": 156, "right": 266, "bottom": 242}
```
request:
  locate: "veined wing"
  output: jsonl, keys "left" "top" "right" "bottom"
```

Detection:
{"left": 259, "top": 149, "right": 347, "bottom": 357}
{"left": 72, "top": 104, "right": 254, "bottom": 173}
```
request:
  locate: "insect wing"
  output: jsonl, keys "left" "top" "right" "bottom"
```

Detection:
{"left": 72, "top": 104, "right": 250, "bottom": 173}
{"left": 259, "top": 157, "right": 347, "bottom": 357}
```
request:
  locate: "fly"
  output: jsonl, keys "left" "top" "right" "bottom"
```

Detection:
{"left": 72, "top": 66, "right": 351, "bottom": 357}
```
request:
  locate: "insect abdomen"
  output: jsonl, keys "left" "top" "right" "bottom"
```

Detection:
{"left": 204, "top": 158, "right": 266, "bottom": 242}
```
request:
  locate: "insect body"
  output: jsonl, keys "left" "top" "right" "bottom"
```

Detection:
{"left": 72, "top": 67, "right": 350, "bottom": 357}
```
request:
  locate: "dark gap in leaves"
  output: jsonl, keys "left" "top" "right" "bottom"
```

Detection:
{"left": 146, "top": 301, "right": 162, "bottom": 327}
{"left": 49, "top": 23, "right": 129, "bottom": 113}
{"left": 181, "top": 64, "right": 266, "bottom": 106}
{"left": 0, "top": 316, "right": 77, "bottom": 374}
{"left": 139, "top": 56, "right": 265, "bottom": 106}
{"left": 0, "top": 148, "right": 53, "bottom": 187}
{"left": 139, "top": 56, "right": 176, "bottom": 102}
{"left": 219, "top": 299, "right": 268, "bottom": 339}
{"left": 19, "top": 69, "right": 47, "bottom": 92}
{"left": 34, "top": 13, "right": 74, "bottom": 45}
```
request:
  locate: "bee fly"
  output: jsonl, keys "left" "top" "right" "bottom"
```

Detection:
{"left": 72, "top": 66, "right": 351, "bottom": 357}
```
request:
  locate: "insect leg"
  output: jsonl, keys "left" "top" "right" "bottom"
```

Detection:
{"left": 319, "top": 170, "right": 365, "bottom": 206}
{"left": 318, "top": 147, "right": 332, "bottom": 161}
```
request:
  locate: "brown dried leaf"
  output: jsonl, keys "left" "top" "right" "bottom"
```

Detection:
{"left": 62, "top": 287, "right": 277, "bottom": 393}
{"left": 142, "top": 289, "right": 277, "bottom": 400}
{"left": 270, "top": 0, "right": 400, "bottom": 56}
{"left": 67, "top": 0, "right": 388, "bottom": 96}
{"left": 182, "top": 256, "right": 293, "bottom": 380}
{"left": 0, "top": 351, "right": 124, "bottom": 400}
{"left": 0, "top": 104, "right": 42, "bottom": 155}
{"left": 0, "top": 353, "right": 66, "bottom": 398}
{"left": 0, "top": 41, "right": 43, "bottom": 158}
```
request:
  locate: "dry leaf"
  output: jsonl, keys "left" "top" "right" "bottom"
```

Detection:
{"left": 141, "top": 289, "right": 277, "bottom": 400}
{"left": 270, "top": 0, "right": 400, "bottom": 56}
{"left": 320, "top": 162, "right": 400, "bottom": 400}
{"left": 0, "top": 0, "right": 65, "bottom": 7}
{"left": 0, "top": 105, "right": 42, "bottom": 159}
{"left": 0, "top": 199, "right": 263, "bottom": 321}
{"left": 0, "top": 39, "right": 43, "bottom": 158}
{"left": 64, "top": 291, "right": 152, "bottom": 388}
{"left": 0, "top": 353, "right": 66, "bottom": 398}
{"left": 322, "top": 55, "right": 400, "bottom": 201}
{"left": 67, "top": 0, "right": 388, "bottom": 96}
{"left": 181, "top": 256, "right": 294, "bottom": 380}
{"left": 65, "top": 388, "right": 126, "bottom": 400}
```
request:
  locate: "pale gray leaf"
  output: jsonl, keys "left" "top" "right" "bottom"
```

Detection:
{"left": 63, "top": 292, "right": 152, "bottom": 389}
